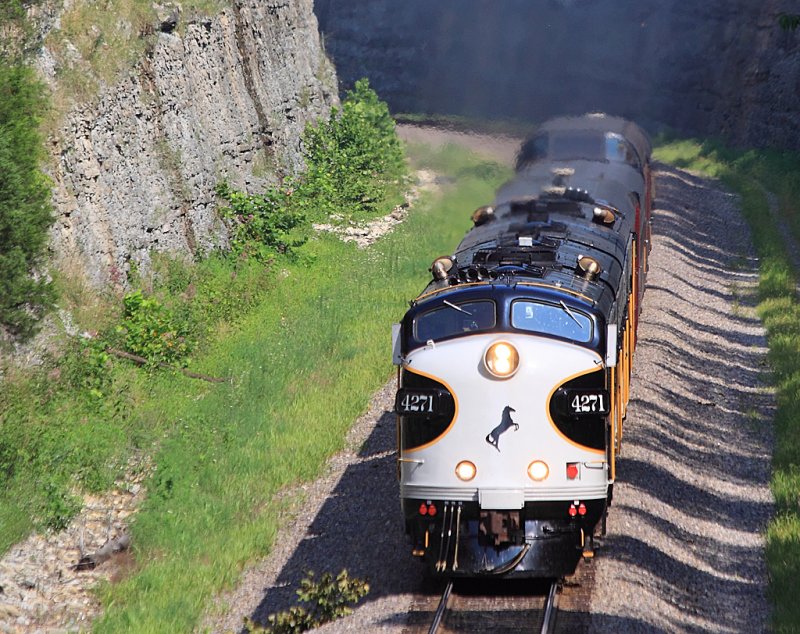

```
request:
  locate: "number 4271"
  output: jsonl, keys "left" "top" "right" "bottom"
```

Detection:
{"left": 571, "top": 393, "right": 605, "bottom": 413}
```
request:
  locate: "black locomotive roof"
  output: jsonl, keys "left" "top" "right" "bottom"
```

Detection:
{"left": 415, "top": 191, "right": 629, "bottom": 321}
{"left": 408, "top": 114, "right": 650, "bottom": 332}
{"left": 536, "top": 114, "right": 652, "bottom": 164}
{"left": 497, "top": 160, "right": 644, "bottom": 209}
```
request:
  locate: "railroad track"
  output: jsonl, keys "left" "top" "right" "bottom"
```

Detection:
{"left": 426, "top": 578, "right": 560, "bottom": 634}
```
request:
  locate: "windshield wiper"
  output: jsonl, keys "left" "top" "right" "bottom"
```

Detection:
{"left": 443, "top": 300, "right": 472, "bottom": 316}
{"left": 559, "top": 301, "right": 584, "bottom": 329}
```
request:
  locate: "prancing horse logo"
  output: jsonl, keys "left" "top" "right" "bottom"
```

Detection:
{"left": 485, "top": 405, "right": 518, "bottom": 452}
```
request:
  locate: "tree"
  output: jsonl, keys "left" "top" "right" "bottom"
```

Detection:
{"left": 0, "top": 63, "right": 54, "bottom": 340}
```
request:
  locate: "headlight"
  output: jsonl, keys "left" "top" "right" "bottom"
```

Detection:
{"left": 527, "top": 460, "right": 549, "bottom": 481}
{"left": 455, "top": 460, "right": 477, "bottom": 481}
{"left": 484, "top": 341, "right": 520, "bottom": 378}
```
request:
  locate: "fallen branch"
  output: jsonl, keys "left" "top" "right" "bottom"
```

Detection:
{"left": 73, "top": 533, "right": 131, "bottom": 571}
{"left": 106, "top": 347, "right": 228, "bottom": 383}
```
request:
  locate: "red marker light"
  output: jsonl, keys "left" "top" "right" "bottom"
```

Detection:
{"left": 566, "top": 463, "right": 579, "bottom": 480}
{"left": 578, "top": 503, "right": 587, "bottom": 516}
{"left": 428, "top": 504, "right": 437, "bottom": 517}
{"left": 419, "top": 503, "right": 428, "bottom": 516}
{"left": 568, "top": 504, "right": 577, "bottom": 517}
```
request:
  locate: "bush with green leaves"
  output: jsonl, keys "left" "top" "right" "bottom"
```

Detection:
{"left": 216, "top": 182, "right": 310, "bottom": 259}
{"left": 779, "top": 13, "right": 800, "bottom": 31}
{"left": 300, "top": 77, "right": 406, "bottom": 220}
{"left": 245, "top": 570, "right": 369, "bottom": 634}
{"left": 61, "top": 336, "right": 115, "bottom": 400}
{"left": 0, "top": 63, "right": 54, "bottom": 340}
{"left": 116, "top": 290, "right": 193, "bottom": 366}
{"left": 218, "top": 78, "right": 406, "bottom": 256}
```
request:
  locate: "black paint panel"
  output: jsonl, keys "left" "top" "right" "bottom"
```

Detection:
{"left": 399, "top": 370, "right": 456, "bottom": 451}
{"left": 548, "top": 369, "right": 606, "bottom": 451}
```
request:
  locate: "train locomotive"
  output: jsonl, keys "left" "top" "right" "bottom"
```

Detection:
{"left": 392, "top": 115, "right": 652, "bottom": 578}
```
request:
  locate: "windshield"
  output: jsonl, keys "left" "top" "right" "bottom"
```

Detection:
{"left": 414, "top": 300, "right": 496, "bottom": 342}
{"left": 511, "top": 300, "right": 593, "bottom": 342}
{"left": 549, "top": 132, "right": 605, "bottom": 161}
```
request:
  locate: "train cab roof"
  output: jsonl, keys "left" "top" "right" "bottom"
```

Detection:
{"left": 497, "top": 160, "right": 645, "bottom": 210}
{"left": 517, "top": 114, "right": 652, "bottom": 172}
{"left": 414, "top": 191, "right": 628, "bottom": 324}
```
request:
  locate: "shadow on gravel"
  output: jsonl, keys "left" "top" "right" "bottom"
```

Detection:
{"left": 590, "top": 164, "right": 774, "bottom": 632}
{"left": 248, "top": 409, "right": 422, "bottom": 628}
{"left": 575, "top": 611, "right": 716, "bottom": 634}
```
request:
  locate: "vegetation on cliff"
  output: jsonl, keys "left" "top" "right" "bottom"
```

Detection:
{"left": 217, "top": 79, "right": 406, "bottom": 259}
{"left": 0, "top": 63, "right": 54, "bottom": 340}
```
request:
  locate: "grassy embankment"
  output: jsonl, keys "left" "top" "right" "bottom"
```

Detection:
{"left": 655, "top": 140, "right": 800, "bottom": 632}
{"left": 0, "top": 141, "right": 508, "bottom": 631}
{"left": 96, "top": 144, "right": 507, "bottom": 632}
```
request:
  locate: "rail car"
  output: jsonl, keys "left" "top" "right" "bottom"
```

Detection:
{"left": 392, "top": 114, "right": 653, "bottom": 578}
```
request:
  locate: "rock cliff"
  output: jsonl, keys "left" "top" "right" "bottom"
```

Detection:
{"left": 316, "top": 0, "right": 799, "bottom": 150}
{"left": 39, "top": 0, "right": 336, "bottom": 286}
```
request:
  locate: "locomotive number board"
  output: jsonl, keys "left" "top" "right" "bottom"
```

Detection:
{"left": 559, "top": 389, "right": 611, "bottom": 417}
{"left": 395, "top": 388, "right": 446, "bottom": 416}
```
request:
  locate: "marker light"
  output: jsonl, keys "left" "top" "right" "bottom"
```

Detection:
{"left": 419, "top": 502, "right": 438, "bottom": 516}
{"left": 455, "top": 460, "right": 477, "bottom": 482}
{"left": 527, "top": 460, "right": 550, "bottom": 482}
{"left": 566, "top": 463, "right": 580, "bottom": 480}
{"left": 484, "top": 341, "right": 520, "bottom": 378}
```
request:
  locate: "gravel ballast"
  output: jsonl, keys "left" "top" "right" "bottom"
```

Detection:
{"left": 203, "top": 144, "right": 774, "bottom": 633}
{"left": 587, "top": 165, "right": 773, "bottom": 632}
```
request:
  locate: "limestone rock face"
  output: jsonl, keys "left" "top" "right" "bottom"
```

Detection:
{"left": 316, "top": 0, "right": 799, "bottom": 150}
{"left": 45, "top": 0, "right": 337, "bottom": 286}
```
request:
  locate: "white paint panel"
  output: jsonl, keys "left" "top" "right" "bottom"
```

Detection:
{"left": 391, "top": 323, "right": 402, "bottom": 365}
{"left": 479, "top": 488, "right": 524, "bottom": 509}
{"left": 606, "top": 325, "right": 618, "bottom": 367}
{"left": 401, "top": 333, "right": 607, "bottom": 499}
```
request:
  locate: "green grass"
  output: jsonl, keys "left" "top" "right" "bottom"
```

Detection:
{"left": 655, "top": 138, "right": 800, "bottom": 632}
{"left": 92, "top": 144, "right": 506, "bottom": 632}
{"left": 0, "top": 143, "right": 507, "bottom": 631}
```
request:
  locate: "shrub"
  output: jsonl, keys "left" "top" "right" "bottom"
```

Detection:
{"left": 0, "top": 63, "right": 54, "bottom": 339}
{"left": 300, "top": 78, "right": 406, "bottom": 220}
{"left": 217, "top": 78, "right": 407, "bottom": 257}
{"left": 245, "top": 570, "right": 369, "bottom": 634}
{"left": 116, "top": 290, "right": 193, "bottom": 367}
{"left": 216, "top": 182, "right": 310, "bottom": 259}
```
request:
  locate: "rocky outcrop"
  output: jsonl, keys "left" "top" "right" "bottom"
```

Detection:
{"left": 315, "top": 0, "right": 800, "bottom": 150}
{"left": 43, "top": 0, "right": 336, "bottom": 286}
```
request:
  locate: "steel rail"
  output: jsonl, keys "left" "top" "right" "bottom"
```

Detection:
{"left": 540, "top": 580, "right": 560, "bottom": 634}
{"left": 428, "top": 579, "right": 454, "bottom": 634}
